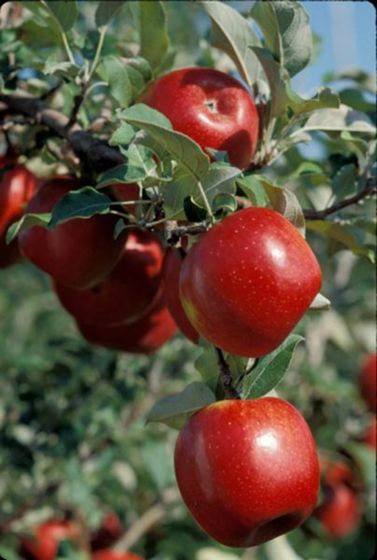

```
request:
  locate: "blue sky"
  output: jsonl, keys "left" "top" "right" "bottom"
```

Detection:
{"left": 293, "top": 1, "right": 376, "bottom": 95}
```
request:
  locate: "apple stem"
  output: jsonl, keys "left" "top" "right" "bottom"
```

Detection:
{"left": 216, "top": 348, "right": 241, "bottom": 400}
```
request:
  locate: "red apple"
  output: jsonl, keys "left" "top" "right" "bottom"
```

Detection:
{"left": 174, "top": 397, "right": 320, "bottom": 547}
{"left": 362, "top": 418, "right": 376, "bottom": 450}
{"left": 53, "top": 228, "right": 164, "bottom": 326}
{"left": 92, "top": 551, "right": 143, "bottom": 560}
{"left": 20, "top": 519, "right": 77, "bottom": 560}
{"left": 143, "top": 67, "right": 259, "bottom": 169}
{"left": 162, "top": 248, "right": 199, "bottom": 343}
{"left": 19, "top": 176, "right": 126, "bottom": 289}
{"left": 90, "top": 513, "right": 123, "bottom": 551}
{"left": 0, "top": 164, "right": 38, "bottom": 268}
{"left": 77, "top": 291, "right": 176, "bottom": 354}
{"left": 111, "top": 182, "right": 140, "bottom": 216}
{"left": 314, "top": 483, "right": 361, "bottom": 538}
{"left": 359, "top": 353, "right": 376, "bottom": 412}
{"left": 180, "top": 207, "right": 322, "bottom": 358}
{"left": 319, "top": 456, "right": 355, "bottom": 487}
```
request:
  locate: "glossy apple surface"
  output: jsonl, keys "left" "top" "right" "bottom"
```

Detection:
{"left": 54, "top": 228, "right": 163, "bottom": 326}
{"left": 143, "top": 67, "right": 259, "bottom": 169}
{"left": 359, "top": 353, "right": 376, "bottom": 412}
{"left": 180, "top": 207, "right": 322, "bottom": 357}
{"left": 77, "top": 292, "right": 176, "bottom": 354}
{"left": 162, "top": 248, "right": 199, "bottom": 343}
{"left": 174, "top": 397, "right": 320, "bottom": 547}
{"left": 0, "top": 165, "right": 38, "bottom": 268}
{"left": 90, "top": 512, "right": 123, "bottom": 551}
{"left": 314, "top": 483, "right": 360, "bottom": 538}
{"left": 20, "top": 519, "right": 76, "bottom": 560}
{"left": 19, "top": 176, "right": 126, "bottom": 289}
{"left": 92, "top": 551, "right": 143, "bottom": 560}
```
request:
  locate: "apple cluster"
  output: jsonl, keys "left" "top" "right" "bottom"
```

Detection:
{"left": 19, "top": 515, "right": 143, "bottom": 560}
{"left": 1, "top": 67, "right": 343, "bottom": 551}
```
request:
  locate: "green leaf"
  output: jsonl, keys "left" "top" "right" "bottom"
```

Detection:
{"left": 332, "top": 164, "right": 358, "bottom": 198}
{"left": 161, "top": 163, "right": 240, "bottom": 220}
{"left": 300, "top": 104, "right": 376, "bottom": 135}
{"left": 95, "top": 1, "right": 124, "bottom": 27}
{"left": 201, "top": 0, "right": 261, "bottom": 86}
{"left": 250, "top": 47, "right": 290, "bottom": 119}
{"left": 243, "top": 335, "right": 304, "bottom": 399}
{"left": 212, "top": 192, "right": 237, "bottom": 216}
{"left": 44, "top": 0, "right": 78, "bottom": 32}
{"left": 109, "top": 123, "right": 136, "bottom": 147}
{"left": 6, "top": 213, "right": 50, "bottom": 244}
{"left": 120, "top": 103, "right": 172, "bottom": 130}
{"left": 121, "top": 104, "right": 210, "bottom": 179}
{"left": 237, "top": 175, "right": 270, "bottom": 207}
{"left": 247, "top": 175, "right": 305, "bottom": 235}
{"left": 139, "top": 0, "right": 170, "bottom": 72}
{"left": 307, "top": 220, "right": 376, "bottom": 263}
{"left": 97, "top": 162, "right": 149, "bottom": 189}
{"left": 48, "top": 187, "right": 112, "bottom": 227}
{"left": 146, "top": 382, "right": 216, "bottom": 429}
{"left": 43, "top": 60, "right": 78, "bottom": 80}
{"left": 194, "top": 341, "right": 219, "bottom": 393}
{"left": 250, "top": 0, "right": 312, "bottom": 77}
{"left": 286, "top": 86, "right": 340, "bottom": 118}
{"left": 309, "top": 293, "right": 331, "bottom": 311}
{"left": 97, "top": 55, "right": 133, "bottom": 108}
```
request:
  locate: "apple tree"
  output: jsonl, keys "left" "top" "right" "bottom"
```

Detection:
{"left": 0, "top": 1, "right": 375, "bottom": 560}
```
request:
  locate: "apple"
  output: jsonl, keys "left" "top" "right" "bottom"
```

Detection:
{"left": 180, "top": 207, "right": 322, "bottom": 358}
{"left": 161, "top": 248, "right": 199, "bottom": 343}
{"left": 90, "top": 512, "right": 123, "bottom": 551}
{"left": 174, "top": 397, "right": 320, "bottom": 547}
{"left": 0, "top": 164, "right": 38, "bottom": 268}
{"left": 53, "top": 228, "right": 164, "bottom": 326}
{"left": 143, "top": 67, "right": 259, "bottom": 169}
{"left": 19, "top": 176, "right": 126, "bottom": 289}
{"left": 77, "top": 291, "right": 176, "bottom": 354}
{"left": 111, "top": 182, "right": 140, "bottom": 216}
{"left": 319, "top": 456, "right": 355, "bottom": 487}
{"left": 314, "top": 483, "right": 360, "bottom": 538}
{"left": 92, "top": 551, "right": 143, "bottom": 560}
{"left": 359, "top": 353, "right": 376, "bottom": 412}
{"left": 362, "top": 418, "right": 376, "bottom": 450}
{"left": 20, "top": 519, "right": 77, "bottom": 560}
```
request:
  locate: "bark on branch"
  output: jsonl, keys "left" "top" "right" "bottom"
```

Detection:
{"left": 0, "top": 92, "right": 124, "bottom": 172}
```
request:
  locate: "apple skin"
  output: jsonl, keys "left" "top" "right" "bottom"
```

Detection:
{"left": 19, "top": 176, "right": 126, "bottom": 289}
{"left": 362, "top": 418, "right": 376, "bottom": 450}
{"left": 90, "top": 512, "right": 123, "bottom": 551}
{"left": 161, "top": 248, "right": 199, "bottom": 344}
{"left": 359, "top": 353, "right": 376, "bottom": 412}
{"left": 92, "top": 551, "right": 143, "bottom": 560}
{"left": 77, "top": 291, "right": 177, "bottom": 354}
{"left": 53, "top": 228, "right": 164, "bottom": 326}
{"left": 314, "top": 483, "right": 360, "bottom": 539}
{"left": 20, "top": 519, "right": 76, "bottom": 560}
{"left": 111, "top": 182, "right": 140, "bottom": 216}
{"left": 174, "top": 397, "right": 320, "bottom": 548}
{"left": 143, "top": 67, "right": 259, "bottom": 169}
{"left": 180, "top": 207, "right": 322, "bottom": 358}
{"left": 0, "top": 165, "right": 38, "bottom": 268}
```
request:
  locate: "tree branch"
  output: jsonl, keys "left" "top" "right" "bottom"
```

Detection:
{"left": 303, "top": 178, "right": 376, "bottom": 220}
{"left": 216, "top": 348, "right": 241, "bottom": 400}
{"left": 113, "top": 487, "right": 179, "bottom": 553}
{"left": 0, "top": 92, "right": 125, "bottom": 172}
